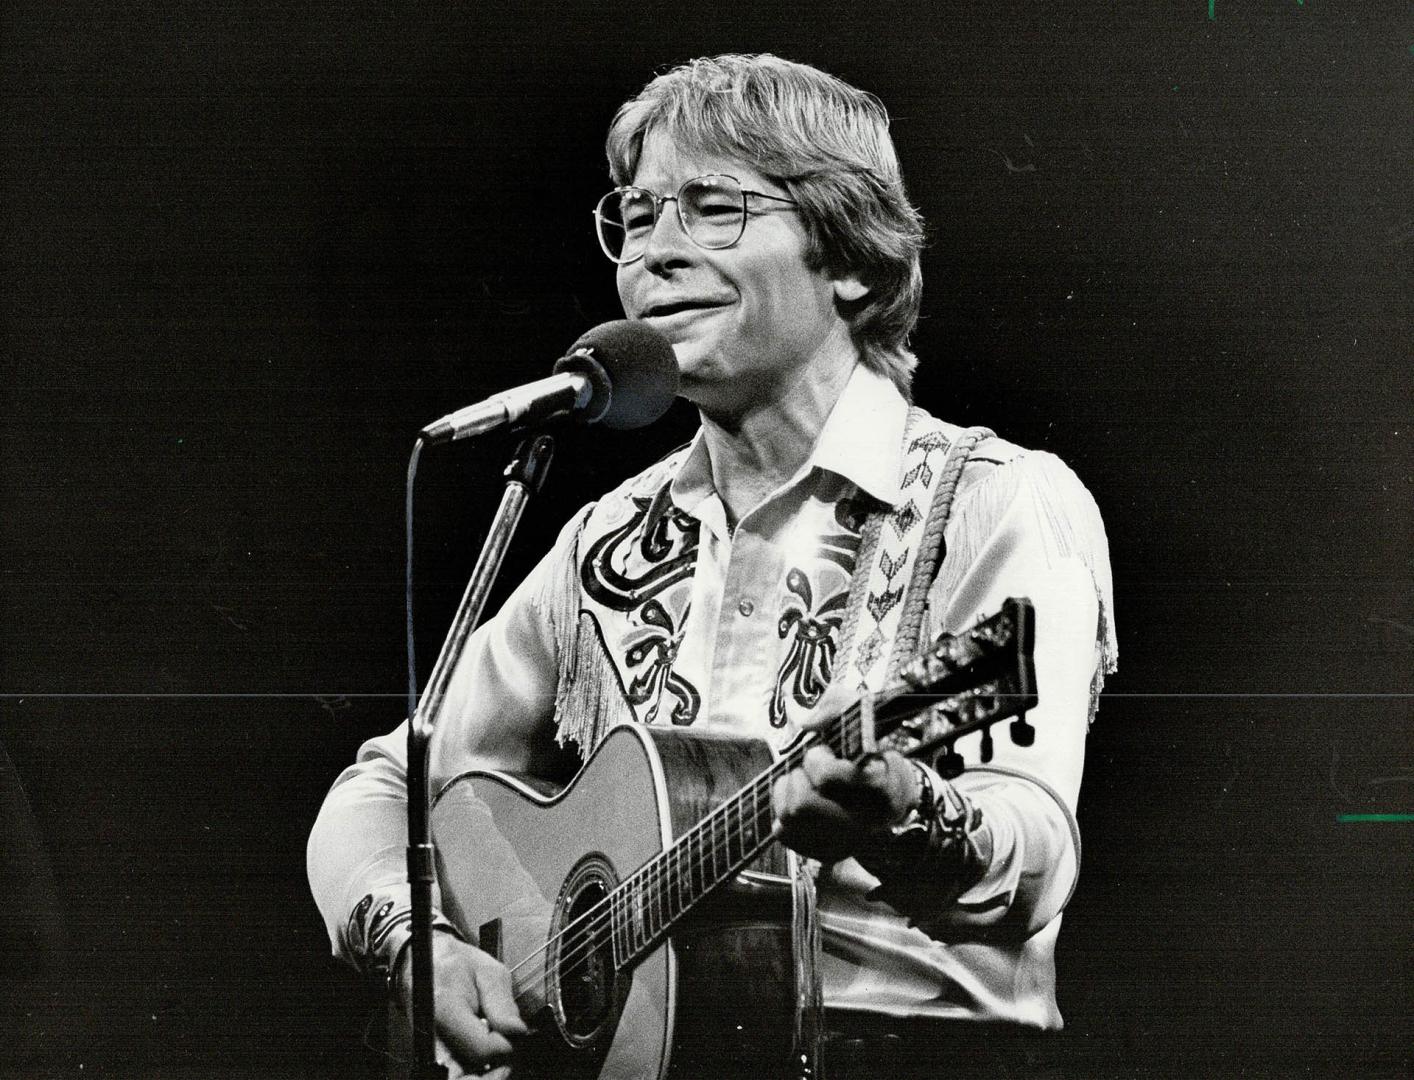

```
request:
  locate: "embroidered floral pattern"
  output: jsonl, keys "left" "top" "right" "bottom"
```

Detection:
{"left": 343, "top": 892, "right": 411, "bottom": 977}
{"left": 772, "top": 568, "right": 849, "bottom": 727}
{"left": 767, "top": 503, "right": 866, "bottom": 727}
{"left": 623, "top": 598, "right": 701, "bottom": 725}
{"left": 581, "top": 484, "right": 699, "bottom": 611}
{"left": 580, "top": 480, "right": 701, "bottom": 726}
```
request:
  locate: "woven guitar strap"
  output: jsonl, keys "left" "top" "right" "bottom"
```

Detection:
{"left": 793, "top": 415, "right": 991, "bottom": 1075}
{"left": 837, "top": 412, "right": 994, "bottom": 698}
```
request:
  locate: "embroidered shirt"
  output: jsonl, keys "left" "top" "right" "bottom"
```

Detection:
{"left": 307, "top": 363, "right": 1117, "bottom": 1029}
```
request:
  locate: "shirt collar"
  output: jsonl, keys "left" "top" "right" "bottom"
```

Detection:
{"left": 670, "top": 363, "right": 910, "bottom": 517}
{"left": 810, "top": 362, "right": 909, "bottom": 506}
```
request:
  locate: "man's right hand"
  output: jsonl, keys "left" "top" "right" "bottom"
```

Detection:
{"left": 393, "top": 931, "right": 529, "bottom": 1078}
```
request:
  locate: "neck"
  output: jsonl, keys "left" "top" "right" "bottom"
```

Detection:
{"left": 698, "top": 334, "right": 859, "bottom": 529}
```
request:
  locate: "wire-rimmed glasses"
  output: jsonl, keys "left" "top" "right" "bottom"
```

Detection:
{"left": 593, "top": 173, "right": 798, "bottom": 264}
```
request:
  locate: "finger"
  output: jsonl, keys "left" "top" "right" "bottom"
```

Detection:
{"left": 847, "top": 752, "right": 898, "bottom": 801}
{"left": 435, "top": 1035, "right": 477, "bottom": 1080}
{"left": 783, "top": 771, "right": 854, "bottom": 833}
{"left": 473, "top": 958, "right": 529, "bottom": 1035}
{"left": 772, "top": 770, "right": 819, "bottom": 837}
{"left": 801, "top": 678, "right": 857, "bottom": 730}
{"left": 790, "top": 767, "right": 835, "bottom": 817}
{"left": 802, "top": 745, "right": 856, "bottom": 790}
{"left": 879, "top": 751, "right": 921, "bottom": 809}
{"left": 772, "top": 768, "right": 813, "bottom": 822}
{"left": 440, "top": 1058, "right": 513, "bottom": 1080}
{"left": 772, "top": 774, "right": 862, "bottom": 861}
{"left": 439, "top": 1002, "right": 515, "bottom": 1072}
{"left": 814, "top": 760, "right": 898, "bottom": 823}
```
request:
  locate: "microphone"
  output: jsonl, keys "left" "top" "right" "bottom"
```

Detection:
{"left": 419, "top": 320, "right": 678, "bottom": 444}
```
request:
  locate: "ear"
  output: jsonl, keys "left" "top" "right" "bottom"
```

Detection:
{"left": 831, "top": 274, "right": 869, "bottom": 303}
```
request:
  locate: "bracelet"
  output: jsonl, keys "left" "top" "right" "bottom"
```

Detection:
{"left": 858, "top": 764, "right": 983, "bottom": 915}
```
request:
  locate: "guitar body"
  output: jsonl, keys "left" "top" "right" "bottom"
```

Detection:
{"left": 431, "top": 723, "right": 801, "bottom": 1080}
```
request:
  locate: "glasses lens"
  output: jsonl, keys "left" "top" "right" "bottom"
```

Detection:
{"left": 681, "top": 175, "right": 745, "bottom": 249}
{"left": 597, "top": 188, "right": 656, "bottom": 262}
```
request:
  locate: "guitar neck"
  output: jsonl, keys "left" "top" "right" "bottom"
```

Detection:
{"left": 605, "top": 705, "right": 858, "bottom": 971}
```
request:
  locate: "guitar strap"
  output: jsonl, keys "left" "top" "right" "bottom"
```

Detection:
{"left": 836, "top": 412, "right": 994, "bottom": 698}
{"left": 793, "top": 414, "right": 990, "bottom": 1078}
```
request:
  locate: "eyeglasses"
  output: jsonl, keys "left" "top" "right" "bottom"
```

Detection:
{"left": 593, "top": 173, "right": 798, "bottom": 264}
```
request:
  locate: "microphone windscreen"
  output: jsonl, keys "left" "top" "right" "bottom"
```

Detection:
{"left": 557, "top": 320, "right": 679, "bottom": 430}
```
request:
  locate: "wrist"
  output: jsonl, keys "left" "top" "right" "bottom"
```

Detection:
{"left": 386, "top": 921, "right": 464, "bottom": 997}
{"left": 857, "top": 759, "right": 935, "bottom": 872}
{"left": 857, "top": 768, "right": 983, "bottom": 905}
{"left": 342, "top": 890, "right": 463, "bottom": 995}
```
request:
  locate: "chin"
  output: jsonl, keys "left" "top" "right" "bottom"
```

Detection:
{"left": 670, "top": 341, "right": 715, "bottom": 381}
{"left": 674, "top": 361, "right": 725, "bottom": 409}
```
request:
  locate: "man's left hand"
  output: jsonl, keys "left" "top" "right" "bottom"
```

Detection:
{"left": 771, "top": 730, "right": 922, "bottom": 863}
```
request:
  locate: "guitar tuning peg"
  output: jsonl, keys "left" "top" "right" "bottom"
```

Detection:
{"left": 934, "top": 748, "right": 965, "bottom": 780}
{"left": 1010, "top": 717, "right": 1035, "bottom": 747}
{"left": 980, "top": 728, "right": 994, "bottom": 763}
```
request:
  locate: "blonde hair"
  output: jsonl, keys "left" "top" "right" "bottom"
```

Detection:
{"left": 606, "top": 54, "right": 925, "bottom": 396}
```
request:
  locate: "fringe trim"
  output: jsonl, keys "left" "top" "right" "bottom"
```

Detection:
{"left": 537, "top": 505, "right": 630, "bottom": 755}
{"left": 789, "top": 850, "right": 824, "bottom": 1073}
{"left": 554, "top": 613, "right": 627, "bottom": 755}
{"left": 934, "top": 451, "right": 1119, "bottom": 713}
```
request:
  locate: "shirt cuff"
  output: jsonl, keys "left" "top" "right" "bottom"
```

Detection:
{"left": 341, "top": 887, "right": 461, "bottom": 987}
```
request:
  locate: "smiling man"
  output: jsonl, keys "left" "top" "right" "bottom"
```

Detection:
{"left": 309, "top": 54, "right": 1117, "bottom": 1079}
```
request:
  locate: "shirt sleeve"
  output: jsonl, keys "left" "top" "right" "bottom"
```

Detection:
{"left": 305, "top": 506, "right": 591, "bottom": 976}
{"left": 903, "top": 447, "right": 1117, "bottom": 941}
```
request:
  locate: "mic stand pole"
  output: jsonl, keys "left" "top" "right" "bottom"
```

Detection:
{"left": 406, "top": 434, "right": 556, "bottom": 1080}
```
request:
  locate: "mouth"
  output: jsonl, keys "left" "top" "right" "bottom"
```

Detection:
{"left": 640, "top": 299, "right": 731, "bottom": 319}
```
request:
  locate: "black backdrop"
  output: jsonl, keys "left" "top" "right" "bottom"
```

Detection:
{"left": 2, "top": 3, "right": 1410, "bottom": 1077}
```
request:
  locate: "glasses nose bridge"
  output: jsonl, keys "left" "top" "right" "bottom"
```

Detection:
{"left": 642, "top": 188, "right": 693, "bottom": 254}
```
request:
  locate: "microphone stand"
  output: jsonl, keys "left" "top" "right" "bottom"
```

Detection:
{"left": 406, "top": 433, "right": 556, "bottom": 1080}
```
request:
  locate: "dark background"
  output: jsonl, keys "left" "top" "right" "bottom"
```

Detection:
{"left": 2, "top": 2, "right": 1410, "bottom": 1077}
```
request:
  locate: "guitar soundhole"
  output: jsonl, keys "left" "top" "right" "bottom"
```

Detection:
{"left": 549, "top": 853, "right": 625, "bottom": 1050}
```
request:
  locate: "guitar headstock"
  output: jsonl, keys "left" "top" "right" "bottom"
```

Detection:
{"left": 873, "top": 598, "right": 1039, "bottom": 778}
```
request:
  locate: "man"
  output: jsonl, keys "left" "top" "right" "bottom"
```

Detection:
{"left": 308, "top": 53, "right": 1116, "bottom": 1078}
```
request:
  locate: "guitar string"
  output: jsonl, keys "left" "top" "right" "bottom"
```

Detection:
{"left": 523, "top": 689, "right": 873, "bottom": 981}
{"left": 502, "top": 672, "right": 999, "bottom": 1002}
{"left": 500, "top": 701, "right": 869, "bottom": 1004}
{"left": 510, "top": 681, "right": 1021, "bottom": 1003}
{"left": 502, "top": 672, "right": 1011, "bottom": 1003}
{"left": 505, "top": 741, "right": 818, "bottom": 1001}
{"left": 505, "top": 744, "right": 816, "bottom": 1005}
{"left": 498, "top": 634, "right": 1007, "bottom": 1006}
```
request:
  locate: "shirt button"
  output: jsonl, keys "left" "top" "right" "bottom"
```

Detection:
{"left": 737, "top": 598, "right": 755, "bottom": 617}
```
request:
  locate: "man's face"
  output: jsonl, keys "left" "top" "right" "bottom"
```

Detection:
{"left": 616, "top": 130, "right": 859, "bottom": 418}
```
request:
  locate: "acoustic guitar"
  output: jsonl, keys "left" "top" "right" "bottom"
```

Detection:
{"left": 428, "top": 598, "right": 1038, "bottom": 1079}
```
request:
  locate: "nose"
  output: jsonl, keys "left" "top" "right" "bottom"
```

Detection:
{"left": 640, "top": 197, "right": 696, "bottom": 274}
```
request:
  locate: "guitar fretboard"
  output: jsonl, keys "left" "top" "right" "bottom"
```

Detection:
{"left": 604, "top": 695, "right": 877, "bottom": 970}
